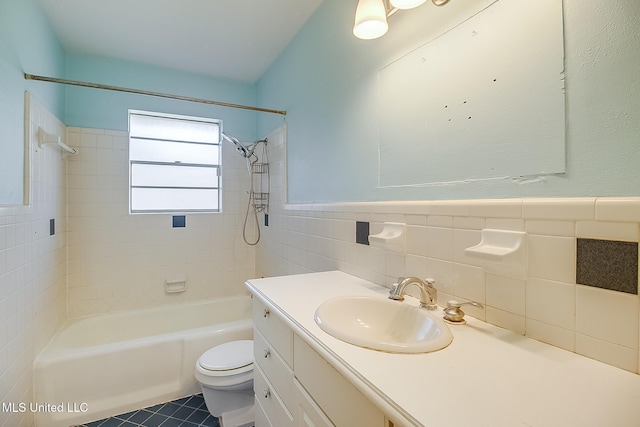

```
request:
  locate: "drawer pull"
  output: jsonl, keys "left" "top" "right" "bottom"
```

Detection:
{"left": 264, "top": 349, "right": 271, "bottom": 358}
{"left": 263, "top": 308, "right": 270, "bottom": 318}
{"left": 263, "top": 388, "right": 271, "bottom": 399}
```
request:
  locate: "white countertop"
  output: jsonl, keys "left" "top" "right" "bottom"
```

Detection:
{"left": 246, "top": 271, "right": 640, "bottom": 427}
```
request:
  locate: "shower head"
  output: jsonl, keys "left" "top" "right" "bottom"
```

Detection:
{"left": 221, "top": 133, "right": 252, "bottom": 158}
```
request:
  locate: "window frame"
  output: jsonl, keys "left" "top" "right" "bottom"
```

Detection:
{"left": 128, "top": 110, "right": 222, "bottom": 214}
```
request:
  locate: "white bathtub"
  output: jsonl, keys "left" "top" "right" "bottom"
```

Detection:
{"left": 34, "top": 296, "right": 253, "bottom": 427}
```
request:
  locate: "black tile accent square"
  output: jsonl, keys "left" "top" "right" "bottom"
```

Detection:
{"left": 356, "top": 221, "right": 370, "bottom": 245}
{"left": 49, "top": 218, "right": 55, "bottom": 236}
{"left": 172, "top": 215, "right": 186, "bottom": 228}
{"left": 576, "top": 238, "right": 638, "bottom": 294}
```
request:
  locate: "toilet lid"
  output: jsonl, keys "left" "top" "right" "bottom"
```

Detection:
{"left": 199, "top": 340, "right": 254, "bottom": 373}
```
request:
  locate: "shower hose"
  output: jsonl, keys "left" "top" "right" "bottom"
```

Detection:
{"left": 242, "top": 140, "right": 269, "bottom": 246}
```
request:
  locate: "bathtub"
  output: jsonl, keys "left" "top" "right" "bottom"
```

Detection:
{"left": 34, "top": 296, "right": 253, "bottom": 427}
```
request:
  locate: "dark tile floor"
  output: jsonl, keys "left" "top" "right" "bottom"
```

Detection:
{"left": 76, "top": 394, "right": 219, "bottom": 427}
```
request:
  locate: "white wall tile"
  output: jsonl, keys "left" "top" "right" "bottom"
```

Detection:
{"left": 453, "top": 216, "right": 485, "bottom": 230}
{"left": 405, "top": 254, "right": 428, "bottom": 279}
{"left": 528, "top": 235, "right": 576, "bottom": 283}
{"left": 405, "top": 214, "right": 427, "bottom": 226}
{"left": 575, "top": 221, "right": 638, "bottom": 242}
{"left": 575, "top": 333, "right": 638, "bottom": 373}
{"left": 486, "top": 274, "right": 525, "bottom": 316}
{"left": 525, "top": 220, "right": 575, "bottom": 237}
{"left": 486, "top": 218, "right": 525, "bottom": 231}
{"left": 523, "top": 198, "right": 596, "bottom": 220}
{"left": 429, "top": 200, "right": 469, "bottom": 217}
{"left": 486, "top": 307, "right": 525, "bottom": 335}
{"left": 65, "top": 126, "right": 257, "bottom": 317}
{"left": 576, "top": 285, "right": 639, "bottom": 349}
{"left": 468, "top": 199, "right": 523, "bottom": 219}
{"left": 596, "top": 198, "right": 640, "bottom": 223}
{"left": 405, "top": 225, "right": 427, "bottom": 256}
{"left": 425, "top": 258, "right": 454, "bottom": 296}
{"left": 427, "top": 215, "right": 453, "bottom": 228}
{"left": 453, "top": 263, "right": 485, "bottom": 303}
{"left": 526, "top": 277, "right": 575, "bottom": 330}
{"left": 526, "top": 319, "right": 574, "bottom": 352}
{"left": 1, "top": 93, "right": 68, "bottom": 425}
{"left": 426, "top": 226, "right": 454, "bottom": 261}
{"left": 453, "top": 228, "right": 482, "bottom": 266}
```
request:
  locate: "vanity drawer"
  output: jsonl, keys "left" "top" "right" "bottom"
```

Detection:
{"left": 254, "top": 397, "right": 271, "bottom": 427}
{"left": 254, "top": 329, "right": 294, "bottom": 412}
{"left": 293, "top": 379, "right": 335, "bottom": 427}
{"left": 254, "top": 364, "right": 294, "bottom": 427}
{"left": 252, "top": 298, "right": 293, "bottom": 366}
{"left": 294, "top": 334, "right": 385, "bottom": 427}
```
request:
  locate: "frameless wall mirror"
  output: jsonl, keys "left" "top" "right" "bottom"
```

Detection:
{"left": 378, "top": 0, "right": 565, "bottom": 188}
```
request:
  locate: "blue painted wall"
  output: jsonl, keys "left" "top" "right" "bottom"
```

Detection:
{"left": 0, "top": 0, "right": 66, "bottom": 204}
{"left": 0, "top": 0, "right": 258, "bottom": 204}
{"left": 3, "top": 0, "right": 638, "bottom": 205}
{"left": 65, "top": 54, "right": 258, "bottom": 141}
{"left": 257, "top": 0, "right": 640, "bottom": 203}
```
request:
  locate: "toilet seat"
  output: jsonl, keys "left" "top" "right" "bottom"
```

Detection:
{"left": 198, "top": 340, "right": 253, "bottom": 377}
{"left": 195, "top": 339, "right": 255, "bottom": 419}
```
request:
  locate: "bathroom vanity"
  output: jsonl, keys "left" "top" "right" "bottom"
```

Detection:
{"left": 251, "top": 296, "right": 385, "bottom": 426}
{"left": 246, "top": 271, "right": 640, "bottom": 427}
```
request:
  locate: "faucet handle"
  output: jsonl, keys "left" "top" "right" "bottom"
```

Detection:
{"left": 389, "top": 277, "right": 405, "bottom": 299}
{"left": 443, "top": 300, "right": 484, "bottom": 324}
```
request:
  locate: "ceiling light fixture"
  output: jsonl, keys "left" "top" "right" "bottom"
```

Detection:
{"left": 353, "top": 0, "right": 450, "bottom": 40}
{"left": 389, "top": 0, "right": 426, "bottom": 9}
{"left": 353, "top": 0, "right": 390, "bottom": 40}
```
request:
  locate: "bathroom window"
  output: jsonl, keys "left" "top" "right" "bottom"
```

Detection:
{"left": 128, "top": 110, "right": 221, "bottom": 213}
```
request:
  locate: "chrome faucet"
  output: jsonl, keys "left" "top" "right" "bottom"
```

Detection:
{"left": 388, "top": 277, "right": 438, "bottom": 310}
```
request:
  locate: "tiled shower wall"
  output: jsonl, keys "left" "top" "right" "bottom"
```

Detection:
{"left": 256, "top": 128, "right": 640, "bottom": 374}
{"left": 65, "top": 127, "right": 256, "bottom": 318}
{"left": 0, "top": 93, "right": 68, "bottom": 427}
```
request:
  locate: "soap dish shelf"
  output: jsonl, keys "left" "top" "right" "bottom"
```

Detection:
{"left": 464, "top": 229, "right": 527, "bottom": 279}
{"left": 368, "top": 222, "right": 406, "bottom": 254}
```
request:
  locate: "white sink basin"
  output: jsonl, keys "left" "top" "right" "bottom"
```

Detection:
{"left": 314, "top": 296, "right": 453, "bottom": 353}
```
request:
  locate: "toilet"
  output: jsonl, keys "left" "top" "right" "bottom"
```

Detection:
{"left": 195, "top": 340, "right": 255, "bottom": 427}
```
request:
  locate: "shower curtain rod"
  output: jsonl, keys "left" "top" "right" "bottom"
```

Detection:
{"left": 24, "top": 73, "right": 287, "bottom": 116}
